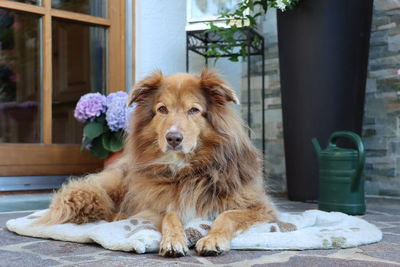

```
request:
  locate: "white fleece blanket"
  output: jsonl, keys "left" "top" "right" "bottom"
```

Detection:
{"left": 6, "top": 209, "right": 382, "bottom": 253}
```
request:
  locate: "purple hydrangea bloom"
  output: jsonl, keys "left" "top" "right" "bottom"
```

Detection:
{"left": 106, "top": 92, "right": 136, "bottom": 131}
{"left": 106, "top": 91, "right": 128, "bottom": 105}
{"left": 74, "top": 93, "right": 107, "bottom": 122}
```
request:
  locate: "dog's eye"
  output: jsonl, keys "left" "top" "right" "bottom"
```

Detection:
{"left": 157, "top": 106, "right": 168, "bottom": 114}
{"left": 188, "top": 107, "right": 200, "bottom": 115}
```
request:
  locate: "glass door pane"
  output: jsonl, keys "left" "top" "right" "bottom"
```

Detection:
{"left": 52, "top": 0, "right": 107, "bottom": 17}
{"left": 7, "top": 0, "right": 41, "bottom": 5}
{"left": 52, "top": 19, "right": 107, "bottom": 144}
{"left": 0, "top": 9, "right": 41, "bottom": 143}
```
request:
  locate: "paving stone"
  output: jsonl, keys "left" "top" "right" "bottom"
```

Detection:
{"left": 0, "top": 228, "right": 41, "bottom": 246}
{"left": 366, "top": 198, "right": 400, "bottom": 215}
{"left": 22, "top": 240, "right": 105, "bottom": 257}
{"left": 382, "top": 226, "right": 400, "bottom": 234}
{"left": 100, "top": 251, "right": 144, "bottom": 258}
{"left": 367, "top": 208, "right": 400, "bottom": 216}
{"left": 205, "top": 250, "right": 279, "bottom": 265}
{"left": 67, "top": 258, "right": 201, "bottom": 267}
{"left": 253, "top": 255, "right": 399, "bottom": 267}
{"left": 298, "top": 249, "right": 339, "bottom": 256}
{"left": 143, "top": 253, "right": 204, "bottom": 265}
{"left": 362, "top": 213, "right": 400, "bottom": 223}
{"left": 0, "top": 249, "right": 61, "bottom": 267}
{"left": 60, "top": 255, "right": 98, "bottom": 262}
{"left": 360, "top": 241, "right": 400, "bottom": 263}
{"left": 100, "top": 251, "right": 204, "bottom": 265}
{"left": 381, "top": 233, "right": 400, "bottom": 244}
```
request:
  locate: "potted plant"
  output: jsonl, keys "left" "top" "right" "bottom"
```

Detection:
{"left": 74, "top": 91, "right": 136, "bottom": 167}
{"left": 277, "top": 0, "right": 373, "bottom": 201}
{"left": 200, "top": 0, "right": 300, "bottom": 61}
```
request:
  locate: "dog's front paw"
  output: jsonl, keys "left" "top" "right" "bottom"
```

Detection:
{"left": 159, "top": 235, "right": 188, "bottom": 257}
{"left": 195, "top": 234, "right": 230, "bottom": 256}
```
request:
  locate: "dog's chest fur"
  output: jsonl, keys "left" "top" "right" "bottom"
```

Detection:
{"left": 127, "top": 161, "right": 238, "bottom": 222}
{"left": 160, "top": 153, "right": 190, "bottom": 172}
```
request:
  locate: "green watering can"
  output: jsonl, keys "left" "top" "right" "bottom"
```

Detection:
{"left": 312, "top": 131, "right": 366, "bottom": 215}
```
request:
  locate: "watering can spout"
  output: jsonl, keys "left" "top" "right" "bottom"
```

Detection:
{"left": 311, "top": 138, "right": 322, "bottom": 156}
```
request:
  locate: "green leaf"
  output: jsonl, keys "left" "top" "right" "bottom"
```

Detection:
{"left": 253, "top": 12, "right": 262, "bottom": 18}
{"left": 80, "top": 136, "right": 92, "bottom": 152}
{"left": 83, "top": 122, "right": 104, "bottom": 139}
{"left": 90, "top": 136, "right": 109, "bottom": 159}
{"left": 229, "top": 55, "right": 239, "bottom": 62}
{"left": 240, "top": 45, "right": 247, "bottom": 58}
{"left": 101, "top": 132, "right": 112, "bottom": 151}
{"left": 248, "top": 1, "right": 254, "bottom": 10}
{"left": 102, "top": 131, "right": 124, "bottom": 152}
{"left": 246, "top": 15, "right": 257, "bottom": 26}
{"left": 95, "top": 114, "right": 106, "bottom": 124}
{"left": 234, "top": 9, "right": 243, "bottom": 16}
{"left": 110, "top": 131, "right": 124, "bottom": 152}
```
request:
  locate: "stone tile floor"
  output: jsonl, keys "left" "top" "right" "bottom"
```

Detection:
{"left": 0, "top": 197, "right": 399, "bottom": 266}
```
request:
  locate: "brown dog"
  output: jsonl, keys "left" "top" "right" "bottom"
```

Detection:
{"left": 37, "top": 69, "right": 277, "bottom": 257}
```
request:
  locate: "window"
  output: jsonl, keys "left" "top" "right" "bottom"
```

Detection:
{"left": 0, "top": 0, "right": 131, "bottom": 176}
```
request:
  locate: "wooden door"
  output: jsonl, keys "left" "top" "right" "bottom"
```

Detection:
{"left": 0, "top": 0, "right": 133, "bottom": 176}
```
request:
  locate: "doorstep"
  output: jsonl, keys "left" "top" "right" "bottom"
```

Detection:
{"left": 0, "top": 193, "right": 53, "bottom": 212}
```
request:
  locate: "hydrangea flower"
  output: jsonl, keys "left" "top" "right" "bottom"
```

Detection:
{"left": 74, "top": 93, "right": 107, "bottom": 122}
{"left": 106, "top": 91, "right": 128, "bottom": 105}
{"left": 106, "top": 92, "right": 136, "bottom": 131}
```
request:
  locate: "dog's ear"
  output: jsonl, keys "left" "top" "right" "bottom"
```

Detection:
{"left": 128, "top": 71, "right": 163, "bottom": 105}
{"left": 200, "top": 69, "right": 239, "bottom": 105}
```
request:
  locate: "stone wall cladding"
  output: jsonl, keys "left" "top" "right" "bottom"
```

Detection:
{"left": 242, "top": 2, "right": 400, "bottom": 196}
{"left": 241, "top": 11, "right": 286, "bottom": 194}
{"left": 363, "top": 1, "right": 400, "bottom": 196}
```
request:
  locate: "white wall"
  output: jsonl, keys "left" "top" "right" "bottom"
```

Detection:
{"left": 135, "top": 0, "right": 242, "bottom": 100}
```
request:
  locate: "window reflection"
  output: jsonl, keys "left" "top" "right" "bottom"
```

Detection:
{"left": 52, "top": 0, "right": 107, "bottom": 17}
{"left": 52, "top": 19, "right": 106, "bottom": 144}
{"left": 7, "top": 0, "right": 40, "bottom": 5}
{"left": 0, "top": 9, "right": 41, "bottom": 143}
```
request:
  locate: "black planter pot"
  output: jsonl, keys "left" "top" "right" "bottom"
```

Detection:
{"left": 277, "top": 0, "right": 373, "bottom": 201}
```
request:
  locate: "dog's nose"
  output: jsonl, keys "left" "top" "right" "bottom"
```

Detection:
{"left": 166, "top": 132, "right": 183, "bottom": 148}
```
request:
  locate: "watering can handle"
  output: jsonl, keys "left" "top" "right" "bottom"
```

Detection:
{"left": 328, "top": 131, "right": 365, "bottom": 188}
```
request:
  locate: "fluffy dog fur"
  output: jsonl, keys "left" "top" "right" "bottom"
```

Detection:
{"left": 37, "top": 69, "right": 277, "bottom": 257}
